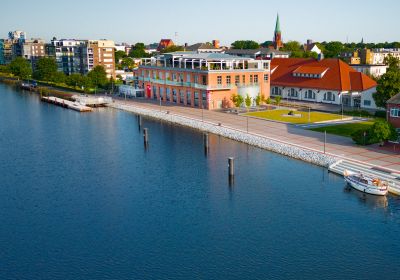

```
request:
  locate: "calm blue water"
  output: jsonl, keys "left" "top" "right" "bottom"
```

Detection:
{"left": 1, "top": 84, "right": 400, "bottom": 280}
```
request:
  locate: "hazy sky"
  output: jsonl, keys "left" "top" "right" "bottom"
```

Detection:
{"left": 1, "top": 0, "right": 399, "bottom": 45}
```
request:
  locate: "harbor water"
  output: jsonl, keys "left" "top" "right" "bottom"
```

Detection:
{"left": 1, "top": 84, "right": 400, "bottom": 280}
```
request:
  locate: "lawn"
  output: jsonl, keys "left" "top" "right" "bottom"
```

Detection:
{"left": 309, "top": 121, "right": 374, "bottom": 137}
{"left": 245, "top": 109, "right": 343, "bottom": 124}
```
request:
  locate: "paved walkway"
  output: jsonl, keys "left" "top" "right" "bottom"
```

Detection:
{"left": 112, "top": 98, "right": 400, "bottom": 173}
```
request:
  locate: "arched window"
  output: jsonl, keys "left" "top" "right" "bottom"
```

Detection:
{"left": 272, "top": 87, "right": 282, "bottom": 96}
{"left": 289, "top": 88, "right": 298, "bottom": 97}
{"left": 305, "top": 90, "right": 315, "bottom": 99}
{"left": 324, "top": 92, "right": 335, "bottom": 101}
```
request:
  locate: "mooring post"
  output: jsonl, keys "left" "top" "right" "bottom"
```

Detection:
{"left": 228, "top": 157, "right": 235, "bottom": 185}
{"left": 143, "top": 128, "right": 148, "bottom": 145}
{"left": 138, "top": 115, "right": 142, "bottom": 130}
{"left": 203, "top": 133, "right": 209, "bottom": 155}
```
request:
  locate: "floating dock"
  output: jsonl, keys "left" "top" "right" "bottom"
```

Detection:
{"left": 41, "top": 96, "right": 93, "bottom": 112}
{"left": 71, "top": 95, "right": 113, "bottom": 107}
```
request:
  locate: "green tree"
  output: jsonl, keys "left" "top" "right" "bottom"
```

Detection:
{"left": 129, "top": 43, "right": 151, "bottom": 58}
{"left": 275, "top": 96, "right": 282, "bottom": 107}
{"left": 66, "top": 73, "right": 85, "bottom": 88}
{"left": 321, "top": 41, "right": 344, "bottom": 58}
{"left": 352, "top": 120, "right": 397, "bottom": 145}
{"left": 9, "top": 57, "right": 32, "bottom": 79}
{"left": 231, "top": 94, "right": 244, "bottom": 107}
{"left": 245, "top": 94, "right": 252, "bottom": 109}
{"left": 87, "top": 66, "right": 108, "bottom": 89}
{"left": 255, "top": 94, "right": 261, "bottom": 106}
{"left": 33, "top": 57, "right": 58, "bottom": 82}
{"left": 384, "top": 55, "right": 400, "bottom": 69}
{"left": 231, "top": 40, "right": 260, "bottom": 49}
{"left": 115, "top": 50, "right": 127, "bottom": 63}
{"left": 282, "top": 41, "right": 302, "bottom": 52}
{"left": 161, "top": 45, "right": 184, "bottom": 53}
{"left": 373, "top": 57, "right": 400, "bottom": 108}
{"left": 121, "top": 57, "right": 136, "bottom": 69}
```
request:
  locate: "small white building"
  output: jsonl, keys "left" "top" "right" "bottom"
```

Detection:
{"left": 271, "top": 58, "right": 380, "bottom": 109}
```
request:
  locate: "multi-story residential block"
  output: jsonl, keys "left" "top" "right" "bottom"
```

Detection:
{"left": 8, "top": 31, "right": 26, "bottom": 41}
{"left": 270, "top": 58, "right": 379, "bottom": 109}
{"left": 135, "top": 52, "right": 270, "bottom": 110}
{"left": 22, "top": 39, "right": 46, "bottom": 68}
{"left": 351, "top": 64, "right": 388, "bottom": 78}
{"left": 87, "top": 40, "right": 116, "bottom": 78}
{"left": 372, "top": 48, "right": 400, "bottom": 64}
{"left": 2, "top": 39, "right": 14, "bottom": 64}
{"left": 51, "top": 39, "right": 115, "bottom": 78}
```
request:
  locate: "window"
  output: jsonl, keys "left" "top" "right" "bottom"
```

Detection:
{"left": 173, "top": 89, "right": 177, "bottom": 102}
{"left": 153, "top": 86, "right": 157, "bottom": 99}
{"left": 289, "top": 88, "right": 298, "bottom": 97}
{"left": 194, "top": 75, "right": 198, "bottom": 83}
{"left": 186, "top": 74, "right": 191, "bottom": 82}
{"left": 172, "top": 73, "right": 177, "bottom": 81}
{"left": 235, "top": 75, "right": 240, "bottom": 85}
{"left": 226, "top": 76, "right": 231, "bottom": 85}
{"left": 272, "top": 87, "right": 282, "bottom": 96}
{"left": 217, "top": 76, "right": 222, "bottom": 85}
{"left": 254, "top": 75, "right": 258, "bottom": 83}
{"left": 242, "top": 75, "right": 245, "bottom": 84}
{"left": 324, "top": 91, "right": 335, "bottom": 101}
{"left": 390, "top": 108, "right": 400, "bottom": 117}
{"left": 202, "top": 91, "right": 207, "bottom": 108}
{"left": 159, "top": 87, "right": 164, "bottom": 99}
{"left": 166, "top": 88, "right": 170, "bottom": 100}
{"left": 202, "top": 75, "right": 207, "bottom": 85}
{"left": 264, "top": 74, "right": 269, "bottom": 82}
{"left": 194, "top": 91, "right": 199, "bottom": 106}
{"left": 186, "top": 91, "right": 192, "bottom": 105}
{"left": 180, "top": 90, "right": 184, "bottom": 104}
{"left": 363, "top": 100, "right": 371, "bottom": 106}
{"left": 250, "top": 75, "right": 253, "bottom": 83}
{"left": 304, "top": 90, "right": 315, "bottom": 99}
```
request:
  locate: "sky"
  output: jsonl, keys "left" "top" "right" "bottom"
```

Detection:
{"left": 1, "top": 0, "right": 399, "bottom": 45}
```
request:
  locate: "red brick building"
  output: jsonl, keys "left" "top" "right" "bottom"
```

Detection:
{"left": 387, "top": 93, "right": 400, "bottom": 128}
{"left": 157, "top": 39, "right": 174, "bottom": 52}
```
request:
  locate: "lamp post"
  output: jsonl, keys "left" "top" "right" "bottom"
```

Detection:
{"left": 159, "top": 95, "right": 162, "bottom": 112}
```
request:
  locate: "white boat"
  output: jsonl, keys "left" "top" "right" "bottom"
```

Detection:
{"left": 344, "top": 170, "right": 389, "bottom": 196}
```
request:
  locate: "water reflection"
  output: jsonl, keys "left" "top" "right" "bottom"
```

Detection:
{"left": 343, "top": 185, "right": 389, "bottom": 209}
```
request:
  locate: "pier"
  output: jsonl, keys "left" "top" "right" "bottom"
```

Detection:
{"left": 41, "top": 96, "right": 93, "bottom": 112}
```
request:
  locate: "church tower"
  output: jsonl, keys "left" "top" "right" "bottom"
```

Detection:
{"left": 273, "top": 14, "right": 283, "bottom": 50}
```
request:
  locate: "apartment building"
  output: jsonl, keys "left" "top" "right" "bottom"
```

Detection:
{"left": 51, "top": 39, "right": 115, "bottom": 78}
{"left": 21, "top": 39, "right": 46, "bottom": 68}
{"left": 87, "top": 40, "right": 116, "bottom": 78}
{"left": 135, "top": 52, "right": 270, "bottom": 110}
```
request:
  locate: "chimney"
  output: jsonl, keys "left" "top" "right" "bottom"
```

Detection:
{"left": 212, "top": 40, "right": 220, "bottom": 49}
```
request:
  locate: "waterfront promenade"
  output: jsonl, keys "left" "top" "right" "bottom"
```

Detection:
{"left": 111, "top": 98, "right": 400, "bottom": 173}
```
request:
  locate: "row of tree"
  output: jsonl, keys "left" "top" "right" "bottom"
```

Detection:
{"left": 230, "top": 93, "right": 282, "bottom": 108}
{"left": 230, "top": 40, "right": 400, "bottom": 59}
{"left": 5, "top": 57, "right": 110, "bottom": 91}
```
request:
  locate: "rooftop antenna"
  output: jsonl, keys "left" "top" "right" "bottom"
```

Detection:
{"left": 175, "top": 32, "right": 178, "bottom": 45}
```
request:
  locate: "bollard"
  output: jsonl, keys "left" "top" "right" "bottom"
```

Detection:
{"left": 203, "top": 133, "right": 209, "bottom": 155}
{"left": 143, "top": 128, "right": 149, "bottom": 145}
{"left": 228, "top": 157, "right": 235, "bottom": 186}
{"left": 228, "top": 157, "right": 234, "bottom": 176}
{"left": 138, "top": 115, "right": 142, "bottom": 130}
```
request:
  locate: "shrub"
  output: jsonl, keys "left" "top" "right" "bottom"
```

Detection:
{"left": 374, "top": 110, "right": 387, "bottom": 119}
{"left": 351, "top": 120, "right": 397, "bottom": 145}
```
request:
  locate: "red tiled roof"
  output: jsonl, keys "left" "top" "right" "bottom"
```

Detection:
{"left": 271, "top": 58, "right": 377, "bottom": 92}
{"left": 293, "top": 66, "right": 328, "bottom": 75}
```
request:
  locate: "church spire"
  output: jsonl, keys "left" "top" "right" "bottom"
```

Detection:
{"left": 275, "top": 13, "right": 281, "bottom": 34}
{"left": 273, "top": 13, "right": 283, "bottom": 50}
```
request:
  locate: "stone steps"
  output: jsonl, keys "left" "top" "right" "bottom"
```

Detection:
{"left": 329, "top": 160, "right": 400, "bottom": 195}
